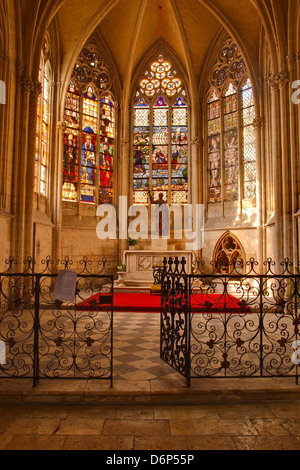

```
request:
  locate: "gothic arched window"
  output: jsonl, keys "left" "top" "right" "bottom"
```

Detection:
{"left": 35, "top": 41, "right": 51, "bottom": 196}
{"left": 133, "top": 54, "right": 188, "bottom": 205}
{"left": 62, "top": 44, "right": 115, "bottom": 204}
{"left": 207, "top": 39, "right": 256, "bottom": 205}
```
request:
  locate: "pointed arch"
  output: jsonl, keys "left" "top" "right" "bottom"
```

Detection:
{"left": 131, "top": 44, "right": 190, "bottom": 205}
{"left": 62, "top": 40, "right": 116, "bottom": 205}
{"left": 204, "top": 35, "right": 257, "bottom": 206}
{"left": 131, "top": 39, "right": 190, "bottom": 108}
{"left": 213, "top": 231, "right": 246, "bottom": 274}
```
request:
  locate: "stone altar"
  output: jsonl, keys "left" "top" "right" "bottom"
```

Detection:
{"left": 116, "top": 239, "right": 193, "bottom": 291}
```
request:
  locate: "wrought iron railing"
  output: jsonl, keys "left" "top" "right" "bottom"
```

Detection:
{"left": 0, "top": 256, "right": 115, "bottom": 387}
{"left": 160, "top": 257, "right": 300, "bottom": 386}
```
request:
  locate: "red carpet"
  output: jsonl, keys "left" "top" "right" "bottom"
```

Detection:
{"left": 77, "top": 292, "right": 251, "bottom": 314}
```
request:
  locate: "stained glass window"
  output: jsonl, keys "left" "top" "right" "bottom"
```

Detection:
{"left": 134, "top": 55, "right": 188, "bottom": 204}
{"left": 62, "top": 43, "right": 115, "bottom": 205}
{"left": 35, "top": 42, "right": 51, "bottom": 196}
{"left": 207, "top": 40, "right": 257, "bottom": 205}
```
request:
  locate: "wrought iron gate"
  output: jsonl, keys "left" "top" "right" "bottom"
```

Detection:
{"left": 160, "top": 257, "right": 300, "bottom": 386}
{"left": 160, "top": 259, "right": 191, "bottom": 386}
{"left": 0, "top": 257, "right": 114, "bottom": 387}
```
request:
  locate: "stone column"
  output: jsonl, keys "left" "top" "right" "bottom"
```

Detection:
{"left": 54, "top": 119, "right": 67, "bottom": 266}
{"left": 286, "top": 53, "right": 299, "bottom": 266}
{"left": 278, "top": 72, "right": 292, "bottom": 263}
{"left": 0, "top": 52, "right": 10, "bottom": 210}
{"left": 252, "top": 117, "right": 263, "bottom": 269}
{"left": 13, "top": 77, "right": 33, "bottom": 265}
{"left": 268, "top": 74, "right": 284, "bottom": 270}
{"left": 24, "top": 79, "right": 43, "bottom": 262}
{"left": 119, "top": 135, "right": 130, "bottom": 262}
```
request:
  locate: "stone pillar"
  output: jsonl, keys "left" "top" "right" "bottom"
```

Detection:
{"left": 24, "top": 80, "right": 43, "bottom": 261}
{"left": 11, "top": 74, "right": 42, "bottom": 266}
{"left": 252, "top": 117, "right": 263, "bottom": 269}
{"left": 119, "top": 135, "right": 130, "bottom": 262}
{"left": 268, "top": 74, "right": 284, "bottom": 270}
{"left": 286, "top": 53, "right": 299, "bottom": 266}
{"left": 54, "top": 120, "right": 67, "bottom": 266}
{"left": 278, "top": 72, "right": 292, "bottom": 263}
{"left": 0, "top": 52, "right": 10, "bottom": 211}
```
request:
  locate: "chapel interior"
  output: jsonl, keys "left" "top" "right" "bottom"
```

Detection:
{"left": 0, "top": 0, "right": 300, "bottom": 277}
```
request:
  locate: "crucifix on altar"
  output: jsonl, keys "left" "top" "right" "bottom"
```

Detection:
{"left": 148, "top": 190, "right": 170, "bottom": 238}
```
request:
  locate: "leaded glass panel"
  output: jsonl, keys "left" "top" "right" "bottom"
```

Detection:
{"left": 207, "top": 40, "right": 257, "bottom": 205}
{"left": 62, "top": 44, "right": 115, "bottom": 205}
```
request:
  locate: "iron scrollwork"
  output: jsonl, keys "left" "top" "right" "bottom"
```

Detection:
{"left": 161, "top": 256, "right": 300, "bottom": 385}
{"left": 0, "top": 256, "right": 115, "bottom": 387}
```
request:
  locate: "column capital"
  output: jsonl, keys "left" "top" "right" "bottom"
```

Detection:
{"left": 31, "top": 80, "right": 42, "bottom": 96}
{"left": 191, "top": 136, "right": 200, "bottom": 148}
{"left": 22, "top": 78, "right": 34, "bottom": 94}
{"left": 57, "top": 121, "right": 68, "bottom": 133}
{"left": 252, "top": 117, "right": 262, "bottom": 129}
{"left": 0, "top": 52, "right": 9, "bottom": 64}
{"left": 266, "top": 72, "right": 289, "bottom": 91}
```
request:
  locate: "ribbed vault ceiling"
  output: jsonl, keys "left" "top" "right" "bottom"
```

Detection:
{"left": 54, "top": 0, "right": 262, "bottom": 91}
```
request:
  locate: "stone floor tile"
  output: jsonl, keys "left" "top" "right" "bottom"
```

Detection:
{"left": 66, "top": 405, "right": 116, "bottom": 419}
{"left": 186, "top": 436, "right": 237, "bottom": 450}
{"left": 115, "top": 406, "right": 154, "bottom": 420}
{"left": 154, "top": 405, "right": 220, "bottom": 420}
{"left": 170, "top": 417, "right": 258, "bottom": 436}
{"left": 250, "top": 418, "right": 291, "bottom": 436}
{"left": 216, "top": 403, "right": 275, "bottom": 419}
{"left": 29, "top": 405, "right": 69, "bottom": 419}
{"left": 3, "top": 435, "right": 67, "bottom": 450}
{"left": 102, "top": 419, "right": 170, "bottom": 436}
{"left": 134, "top": 436, "right": 188, "bottom": 450}
{"left": 233, "top": 436, "right": 300, "bottom": 451}
{"left": 0, "top": 434, "right": 14, "bottom": 450}
{"left": 0, "top": 418, "right": 16, "bottom": 434}
{"left": 281, "top": 419, "right": 300, "bottom": 437}
{"left": 4, "top": 418, "right": 61, "bottom": 435}
{"left": 62, "top": 435, "right": 134, "bottom": 451}
{"left": 267, "top": 401, "right": 300, "bottom": 419}
{"left": 56, "top": 418, "right": 105, "bottom": 435}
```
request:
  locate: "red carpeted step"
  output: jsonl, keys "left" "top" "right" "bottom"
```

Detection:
{"left": 76, "top": 292, "right": 251, "bottom": 313}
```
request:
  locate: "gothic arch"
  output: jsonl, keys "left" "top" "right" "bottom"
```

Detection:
{"left": 130, "top": 39, "right": 190, "bottom": 108}
{"left": 60, "top": 30, "right": 121, "bottom": 122}
{"left": 213, "top": 231, "right": 246, "bottom": 274}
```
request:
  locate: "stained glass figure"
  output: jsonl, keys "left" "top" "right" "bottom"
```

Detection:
{"left": 81, "top": 128, "right": 96, "bottom": 203}
{"left": 208, "top": 136, "right": 221, "bottom": 203}
{"left": 207, "top": 91, "right": 221, "bottom": 203}
{"left": 99, "top": 95, "right": 115, "bottom": 204}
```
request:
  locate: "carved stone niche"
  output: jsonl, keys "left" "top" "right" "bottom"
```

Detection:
{"left": 213, "top": 231, "right": 246, "bottom": 274}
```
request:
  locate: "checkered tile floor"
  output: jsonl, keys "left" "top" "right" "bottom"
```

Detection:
{"left": 113, "top": 311, "right": 178, "bottom": 381}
